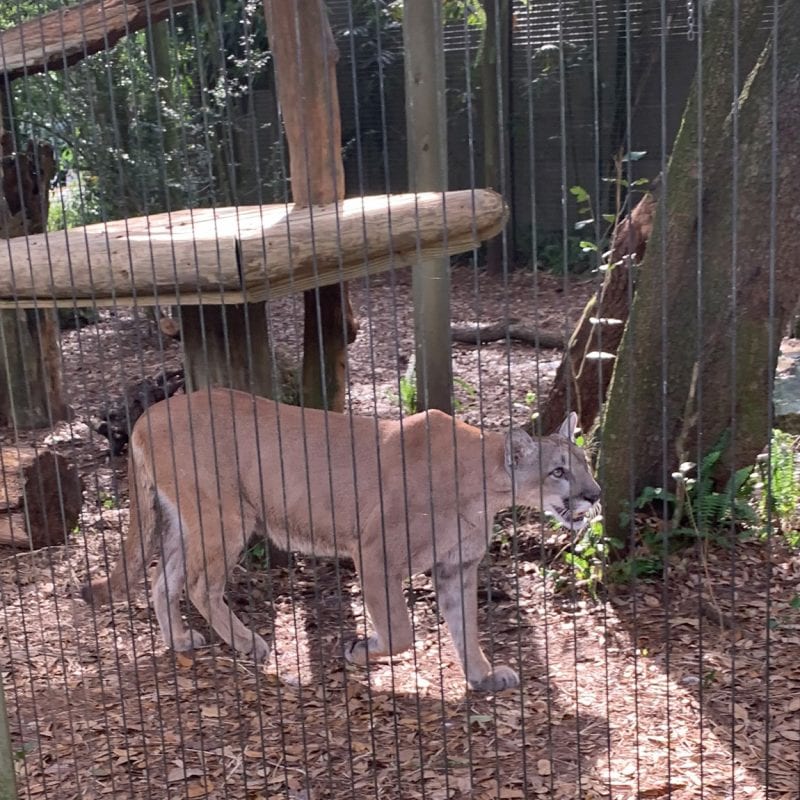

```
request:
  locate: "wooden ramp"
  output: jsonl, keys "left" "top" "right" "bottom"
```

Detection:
{"left": 0, "top": 190, "right": 508, "bottom": 308}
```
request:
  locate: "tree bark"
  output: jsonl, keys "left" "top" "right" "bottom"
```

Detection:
{"left": 263, "top": 0, "right": 356, "bottom": 412}
{"left": 0, "top": 131, "right": 65, "bottom": 429}
{"left": 537, "top": 188, "right": 656, "bottom": 436}
{"left": 599, "top": 0, "right": 800, "bottom": 536}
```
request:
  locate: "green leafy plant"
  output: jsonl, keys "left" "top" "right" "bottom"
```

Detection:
{"left": 672, "top": 439, "right": 757, "bottom": 541}
{"left": 611, "top": 435, "right": 762, "bottom": 583}
{"left": 99, "top": 493, "right": 117, "bottom": 510}
{"left": 755, "top": 429, "right": 800, "bottom": 545}
{"left": 567, "top": 151, "right": 651, "bottom": 275}
{"left": 534, "top": 230, "right": 592, "bottom": 274}
{"left": 399, "top": 375, "right": 417, "bottom": 416}
{"left": 243, "top": 539, "right": 269, "bottom": 569}
{"left": 560, "top": 514, "right": 622, "bottom": 597}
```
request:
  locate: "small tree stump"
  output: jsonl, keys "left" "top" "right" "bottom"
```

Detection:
{"left": 0, "top": 447, "right": 83, "bottom": 549}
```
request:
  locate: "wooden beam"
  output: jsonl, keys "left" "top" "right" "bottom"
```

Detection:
{"left": 0, "top": 0, "right": 195, "bottom": 81}
{"left": 0, "top": 190, "right": 508, "bottom": 308}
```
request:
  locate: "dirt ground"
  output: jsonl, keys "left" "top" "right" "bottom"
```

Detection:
{"left": 1, "top": 268, "right": 799, "bottom": 800}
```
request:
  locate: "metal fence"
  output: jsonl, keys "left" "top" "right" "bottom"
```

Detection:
{"left": 0, "top": 1, "right": 797, "bottom": 799}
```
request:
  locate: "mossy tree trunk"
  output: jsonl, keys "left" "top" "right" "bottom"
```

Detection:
{"left": 599, "top": 0, "right": 800, "bottom": 537}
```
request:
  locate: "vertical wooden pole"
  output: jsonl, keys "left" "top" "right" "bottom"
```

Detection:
{"left": 403, "top": 0, "right": 452, "bottom": 413}
{"left": 262, "top": 0, "right": 356, "bottom": 412}
{"left": 481, "top": 0, "right": 511, "bottom": 274}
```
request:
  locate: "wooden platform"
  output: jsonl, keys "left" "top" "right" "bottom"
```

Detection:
{"left": 0, "top": 190, "right": 507, "bottom": 308}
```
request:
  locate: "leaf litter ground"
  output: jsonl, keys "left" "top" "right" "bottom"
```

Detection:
{"left": 1, "top": 268, "right": 798, "bottom": 799}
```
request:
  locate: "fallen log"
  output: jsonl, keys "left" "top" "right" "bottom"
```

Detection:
{"left": 0, "top": 447, "right": 83, "bottom": 549}
{"left": 451, "top": 320, "right": 563, "bottom": 350}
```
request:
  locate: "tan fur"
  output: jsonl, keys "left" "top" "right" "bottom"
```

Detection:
{"left": 82, "top": 388, "right": 600, "bottom": 692}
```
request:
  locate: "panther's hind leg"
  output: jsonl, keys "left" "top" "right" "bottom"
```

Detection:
{"left": 152, "top": 492, "right": 206, "bottom": 651}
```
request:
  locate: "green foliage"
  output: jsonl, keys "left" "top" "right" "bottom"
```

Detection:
{"left": 672, "top": 441, "right": 757, "bottom": 540}
{"left": 603, "top": 435, "right": 770, "bottom": 584}
{"left": 243, "top": 539, "right": 269, "bottom": 570}
{"left": 48, "top": 174, "right": 103, "bottom": 231}
{"left": 561, "top": 515, "right": 621, "bottom": 596}
{"left": 600, "top": 430, "right": 799, "bottom": 584}
{"left": 12, "top": 0, "right": 272, "bottom": 226}
{"left": 399, "top": 374, "right": 418, "bottom": 416}
{"left": 381, "top": 0, "right": 485, "bottom": 26}
{"left": 755, "top": 429, "right": 800, "bottom": 545}
{"left": 99, "top": 493, "right": 117, "bottom": 510}
{"left": 534, "top": 231, "right": 593, "bottom": 274}
{"left": 562, "top": 157, "right": 651, "bottom": 275}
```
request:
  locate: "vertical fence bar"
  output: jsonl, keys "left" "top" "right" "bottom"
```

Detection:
{"left": 0, "top": 675, "right": 17, "bottom": 800}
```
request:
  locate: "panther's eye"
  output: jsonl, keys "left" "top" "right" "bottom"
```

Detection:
{"left": 550, "top": 467, "right": 566, "bottom": 479}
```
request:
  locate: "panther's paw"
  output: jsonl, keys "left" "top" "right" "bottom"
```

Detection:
{"left": 469, "top": 665, "right": 519, "bottom": 693}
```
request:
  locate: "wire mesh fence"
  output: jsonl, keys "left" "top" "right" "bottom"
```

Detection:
{"left": 0, "top": 0, "right": 798, "bottom": 798}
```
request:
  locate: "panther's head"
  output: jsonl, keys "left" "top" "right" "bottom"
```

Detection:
{"left": 504, "top": 412, "right": 601, "bottom": 530}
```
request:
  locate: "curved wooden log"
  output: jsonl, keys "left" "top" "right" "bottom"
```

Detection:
{"left": 0, "top": 190, "right": 508, "bottom": 308}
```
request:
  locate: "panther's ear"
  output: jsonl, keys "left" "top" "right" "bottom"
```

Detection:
{"left": 504, "top": 428, "right": 538, "bottom": 471}
{"left": 558, "top": 412, "right": 579, "bottom": 442}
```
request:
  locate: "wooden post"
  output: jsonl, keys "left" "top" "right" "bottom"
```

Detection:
{"left": 181, "top": 304, "right": 277, "bottom": 399}
{"left": 262, "top": 0, "right": 356, "bottom": 412}
{"left": 0, "top": 122, "right": 66, "bottom": 429}
{"left": 481, "top": 0, "right": 511, "bottom": 274}
{"left": 403, "top": 0, "right": 452, "bottom": 413}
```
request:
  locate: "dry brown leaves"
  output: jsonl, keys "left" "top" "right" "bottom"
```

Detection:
{"left": 1, "top": 271, "right": 798, "bottom": 799}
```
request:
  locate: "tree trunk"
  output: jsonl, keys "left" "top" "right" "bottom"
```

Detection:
{"left": 0, "top": 130, "right": 65, "bottom": 429}
{"left": 263, "top": 0, "right": 356, "bottom": 412}
{"left": 480, "top": 0, "right": 510, "bottom": 274}
{"left": 404, "top": 0, "right": 452, "bottom": 413}
{"left": 537, "top": 188, "right": 656, "bottom": 436}
{"left": 599, "top": 0, "right": 800, "bottom": 537}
